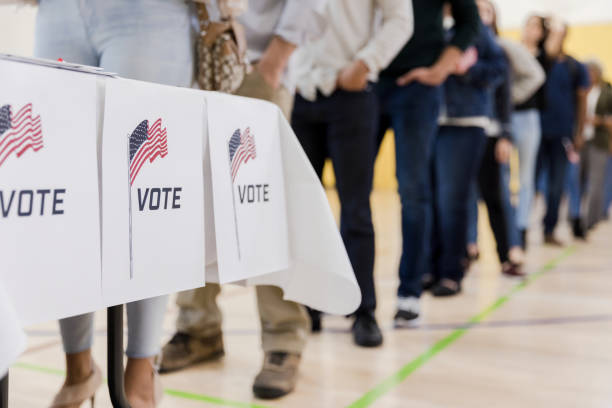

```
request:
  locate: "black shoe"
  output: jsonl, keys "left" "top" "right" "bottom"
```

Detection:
{"left": 422, "top": 273, "right": 437, "bottom": 291}
{"left": 431, "top": 279, "right": 461, "bottom": 297}
{"left": 307, "top": 307, "right": 322, "bottom": 333}
{"left": 544, "top": 233, "right": 564, "bottom": 247}
{"left": 352, "top": 313, "right": 383, "bottom": 347}
{"left": 572, "top": 218, "right": 587, "bottom": 240}
{"left": 519, "top": 229, "right": 527, "bottom": 251}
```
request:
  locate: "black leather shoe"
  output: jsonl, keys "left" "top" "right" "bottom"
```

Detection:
{"left": 352, "top": 312, "right": 383, "bottom": 348}
{"left": 431, "top": 279, "right": 462, "bottom": 297}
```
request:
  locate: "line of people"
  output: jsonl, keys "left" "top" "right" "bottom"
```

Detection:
{"left": 29, "top": 0, "right": 612, "bottom": 407}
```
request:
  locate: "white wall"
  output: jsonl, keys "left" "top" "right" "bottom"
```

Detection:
{"left": 495, "top": 0, "right": 612, "bottom": 29}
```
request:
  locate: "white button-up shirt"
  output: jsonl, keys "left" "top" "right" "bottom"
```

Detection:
{"left": 291, "top": 0, "right": 414, "bottom": 101}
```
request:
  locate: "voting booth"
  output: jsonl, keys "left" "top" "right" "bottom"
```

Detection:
{"left": 0, "top": 54, "right": 361, "bottom": 403}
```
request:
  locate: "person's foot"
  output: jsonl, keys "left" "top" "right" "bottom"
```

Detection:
{"left": 351, "top": 312, "right": 383, "bottom": 347}
{"left": 572, "top": 218, "right": 587, "bottom": 240}
{"left": 421, "top": 273, "right": 437, "bottom": 291}
{"left": 394, "top": 297, "right": 420, "bottom": 328}
{"left": 502, "top": 261, "right": 526, "bottom": 277}
{"left": 544, "top": 234, "right": 564, "bottom": 247}
{"left": 125, "top": 357, "right": 164, "bottom": 408}
{"left": 307, "top": 307, "right": 322, "bottom": 333}
{"left": 252, "top": 352, "right": 301, "bottom": 399}
{"left": 431, "top": 279, "right": 461, "bottom": 297}
{"left": 158, "top": 332, "right": 224, "bottom": 374}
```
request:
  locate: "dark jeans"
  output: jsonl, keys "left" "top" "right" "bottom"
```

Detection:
{"left": 292, "top": 89, "right": 377, "bottom": 313}
{"left": 432, "top": 126, "right": 486, "bottom": 283}
{"left": 375, "top": 79, "right": 442, "bottom": 298}
{"left": 537, "top": 136, "right": 570, "bottom": 235}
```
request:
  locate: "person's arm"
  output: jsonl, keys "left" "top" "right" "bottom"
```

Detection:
{"left": 574, "top": 63, "right": 591, "bottom": 150}
{"left": 499, "top": 38, "right": 546, "bottom": 105}
{"left": 339, "top": 0, "right": 414, "bottom": 91}
{"left": 257, "top": 36, "right": 297, "bottom": 89}
{"left": 258, "top": 0, "right": 328, "bottom": 89}
{"left": 397, "top": 0, "right": 480, "bottom": 86}
{"left": 459, "top": 28, "right": 507, "bottom": 89}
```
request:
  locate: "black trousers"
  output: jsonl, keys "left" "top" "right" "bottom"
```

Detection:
{"left": 478, "top": 138, "right": 511, "bottom": 264}
{"left": 291, "top": 89, "right": 377, "bottom": 313}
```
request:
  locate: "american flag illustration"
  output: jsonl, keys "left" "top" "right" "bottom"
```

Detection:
{"left": 0, "top": 103, "right": 43, "bottom": 168}
{"left": 129, "top": 118, "right": 168, "bottom": 185}
{"left": 228, "top": 127, "right": 256, "bottom": 182}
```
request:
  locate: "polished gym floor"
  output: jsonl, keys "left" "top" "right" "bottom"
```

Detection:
{"left": 9, "top": 190, "right": 612, "bottom": 407}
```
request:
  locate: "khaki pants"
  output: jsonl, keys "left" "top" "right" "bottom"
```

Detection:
{"left": 175, "top": 70, "right": 309, "bottom": 354}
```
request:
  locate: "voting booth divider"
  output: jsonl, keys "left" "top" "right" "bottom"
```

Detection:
{"left": 0, "top": 55, "right": 361, "bottom": 405}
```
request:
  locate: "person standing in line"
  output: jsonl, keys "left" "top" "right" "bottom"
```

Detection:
{"left": 290, "top": 0, "right": 414, "bottom": 347}
{"left": 33, "top": 0, "right": 196, "bottom": 406}
{"left": 466, "top": 0, "right": 545, "bottom": 277}
{"left": 582, "top": 59, "right": 612, "bottom": 230}
{"left": 375, "top": 0, "right": 480, "bottom": 326}
{"left": 536, "top": 18, "right": 590, "bottom": 246}
{"left": 513, "top": 15, "right": 551, "bottom": 250}
{"left": 425, "top": 13, "right": 507, "bottom": 297}
{"left": 159, "top": 0, "right": 328, "bottom": 400}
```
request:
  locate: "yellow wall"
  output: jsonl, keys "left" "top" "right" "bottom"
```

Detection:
{"left": 323, "top": 22, "right": 612, "bottom": 191}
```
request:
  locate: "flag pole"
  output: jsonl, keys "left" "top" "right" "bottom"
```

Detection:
{"left": 229, "top": 145, "right": 241, "bottom": 261}
{"left": 127, "top": 134, "right": 134, "bottom": 279}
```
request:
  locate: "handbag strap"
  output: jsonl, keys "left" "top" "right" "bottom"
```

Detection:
{"left": 194, "top": 0, "right": 211, "bottom": 32}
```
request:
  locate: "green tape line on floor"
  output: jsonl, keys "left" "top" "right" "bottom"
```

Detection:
{"left": 347, "top": 246, "right": 576, "bottom": 408}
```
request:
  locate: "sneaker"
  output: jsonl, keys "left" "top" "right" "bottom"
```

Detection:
{"left": 544, "top": 234, "right": 564, "bottom": 247}
{"left": 394, "top": 297, "right": 420, "bottom": 328}
{"left": 352, "top": 312, "right": 383, "bottom": 347}
{"left": 431, "top": 279, "right": 461, "bottom": 297}
{"left": 158, "top": 332, "right": 224, "bottom": 374}
{"left": 253, "top": 352, "right": 301, "bottom": 399}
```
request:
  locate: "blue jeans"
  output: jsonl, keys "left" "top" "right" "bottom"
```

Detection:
{"left": 605, "top": 157, "right": 612, "bottom": 217}
{"left": 566, "top": 161, "right": 584, "bottom": 220}
{"left": 35, "top": 0, "right": 194, "bottom": 358}
{"left": 512, "top": 110, "right": 541, "bottom": 231}
{"left": 292, "top": 90, "right": 377, "bottom": 313}
{"left": 537, "top": 136, "right": 569, "bottom": 235}
{"left": 432, "top": 126, "right": 486, "bottom": 282}
{"left": 375, "top": 79, "right": 441, "bottom": 298}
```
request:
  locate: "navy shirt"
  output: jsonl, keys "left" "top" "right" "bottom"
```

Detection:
{"left": 540, "top": 57, "right": 590, "bottom": 138}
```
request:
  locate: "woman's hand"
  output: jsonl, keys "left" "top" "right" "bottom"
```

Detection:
{"left": 495, "top": 138, "right": 512, "bottom": 164}
{"left": 337, "top": 60, "right": 369, "bottom": 91}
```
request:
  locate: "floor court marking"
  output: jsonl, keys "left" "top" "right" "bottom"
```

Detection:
{"left": 13, "top": 247, "right": 576, "bottom": 408}
{"left": 12, "top": 362, "right": 273, "bottom": 408}
{"left": 346, "top": 246, "right": 577, "bottom": 408}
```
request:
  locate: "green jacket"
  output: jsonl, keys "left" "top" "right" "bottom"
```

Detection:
{"left": 594, "top": 81, "right": 612, "bottom": 151}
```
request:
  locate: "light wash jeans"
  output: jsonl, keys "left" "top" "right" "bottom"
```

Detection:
{"left": 512, "top": 109, "right": 541, "bottom": 231}
{"left": 35, "top": 0, "right": 195, "bottom": 358}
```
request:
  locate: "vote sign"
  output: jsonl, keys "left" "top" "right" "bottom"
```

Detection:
{"left": 205, "top": 92, "right": 290, "bottom": 283}
{"left": 101, "top": 79, "right": 206, "bottom": 305}
{"left": 0, "top": 60, "right": 103, "bottom": 325}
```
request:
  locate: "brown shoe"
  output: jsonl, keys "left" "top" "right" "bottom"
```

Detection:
{"left": 544, "top": 234, "right": 564, "bottom": 247}
{"left": 158, "top": 332, "right": 224, "bottom": 374}
{"left": 252, "top": 352, "right": 300, "bottom": 399}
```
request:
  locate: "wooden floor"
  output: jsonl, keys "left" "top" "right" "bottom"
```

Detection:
{"left": 9, "top": 190, "right": 612, "bottom": 408}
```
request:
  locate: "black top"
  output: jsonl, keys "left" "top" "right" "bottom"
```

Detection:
{"left": 515, "top": 49, "right": 551, "bottom": 111}
{"left": 380, "top": 0, "right": 480, "bottom": 78}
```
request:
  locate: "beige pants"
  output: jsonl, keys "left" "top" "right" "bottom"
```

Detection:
{"left": 175, "top": 70, "right": 309, "bottom": 354}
